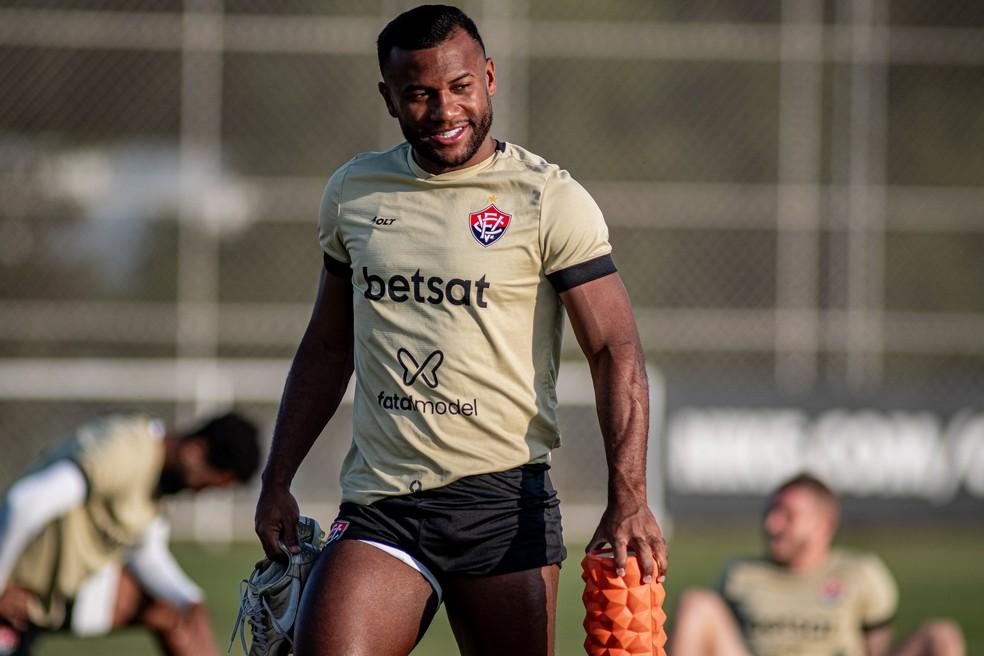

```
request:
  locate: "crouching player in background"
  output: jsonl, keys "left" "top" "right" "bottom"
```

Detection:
{"left": 0, "top": 412, "right": 261, "bottom": 656}
{"left": 669, "top": 473, "right": 965, "bottom": 656}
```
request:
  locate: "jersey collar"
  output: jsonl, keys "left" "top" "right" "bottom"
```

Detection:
{"left": 406, "top": 143, "right": 501, "bottom": 181}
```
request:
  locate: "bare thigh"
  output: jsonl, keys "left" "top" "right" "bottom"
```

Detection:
{"left": 111, "top": 568, "right": 176, "bottom": 633}
{"left": 111, "top": 569, "right": 218, "bottom": 656}
{"left": 443, "top": 564, "right": 559, "bottom": 656}
{"left": 110, "top": 569, "right": 144, "bottom": 628}
{"left": 293, "top": 540, "right": 438, "bottom": 656}
{"left": 668, "top": 588, "right": 751, "bottom": 656}
{"left": 891, "top": 620, "right": 966, "bottom": 656}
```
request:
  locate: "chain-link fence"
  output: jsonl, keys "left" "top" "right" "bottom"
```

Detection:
{"left": 1, "top": 1, "right": 983, "bottom": 532}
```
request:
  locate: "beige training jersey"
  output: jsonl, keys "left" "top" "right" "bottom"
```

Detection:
{"left": 10, "top": 415, "right": 164, "bottom": 628}
{"left": 720, "top": 548, "right": 898, "bottom": 656}
{"left": 319, "top": 141, "right": 614, "bottom": 504}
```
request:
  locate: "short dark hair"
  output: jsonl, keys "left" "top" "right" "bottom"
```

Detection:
{"left": 775, "top": 472, "right": 839, "bottom": 512}
{"left": 182, "top": 412, "right": 261, "bottom": 483}
{"left": 377, "top": 4, "right": 485, "bottom": 74}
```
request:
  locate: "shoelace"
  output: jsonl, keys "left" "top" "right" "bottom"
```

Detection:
{"left": 227, "top": 534, "right": 322, "bottom": 655}
{"left": 228, "top": 551, "right": 300, "bottom": 655}
{"left": 228, "top": 577, "right": 297, "bottom": 654}
{"left": 229, "top": 577, "right": 266, "bottom": 653}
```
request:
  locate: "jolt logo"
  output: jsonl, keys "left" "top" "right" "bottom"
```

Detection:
{"left": 397, "top": 348, "right": 443, "bottom": 388}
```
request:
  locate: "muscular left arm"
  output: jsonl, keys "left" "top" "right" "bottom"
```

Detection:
{"left": 125, "top": 520, "right": 216, "bottom": 655}
{"left": 561, "top": 272, "right": 667, "bottom": 583}
{"left": 863, "top": 625, "right": 892, "bottom": 656}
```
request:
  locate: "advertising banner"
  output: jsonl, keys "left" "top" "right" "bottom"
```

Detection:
{"left": 664, "top": 380, "right": 984, "bottom": 519}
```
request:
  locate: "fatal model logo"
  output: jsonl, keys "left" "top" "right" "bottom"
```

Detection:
{"left": 379, "top": 348, "right": 478, "bottom": 416}
{"left": 397, "top": 348, "right": 444, "bottom": 388}
{"left": 469, "top": 203, "right": 511, "bottom": 247}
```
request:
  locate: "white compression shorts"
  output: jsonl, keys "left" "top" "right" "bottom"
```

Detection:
{"left": 71, "top": 517, "right": 204, "bottom": 636}
{"left": 71, "top": 561, "right": 121, "bottom": 636}
{"left": 358, "top": 540, "right": 443, "bottom": 604}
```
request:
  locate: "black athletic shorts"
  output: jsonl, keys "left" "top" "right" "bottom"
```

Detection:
{"left": 0, "top": 598, "right": 81, "bottom": 656}
{"left": 331, "top": 463, "right": 567, "bottom": 580}
{"left": 1, "top": 621, "right": 41, "bottom": 656}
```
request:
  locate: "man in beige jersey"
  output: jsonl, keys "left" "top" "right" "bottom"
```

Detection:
{"left": 0, "top": 412, "right": 260, "bottom": 655}
{"left": 252, "top": 4, "right": 667, "bottom": 656}
{"left": 669, "top": 473, "right": 965, "bottom": 656}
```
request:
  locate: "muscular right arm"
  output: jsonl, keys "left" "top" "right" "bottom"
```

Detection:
{"left": 255, "top": 267, "right": 354, "bottom": 559}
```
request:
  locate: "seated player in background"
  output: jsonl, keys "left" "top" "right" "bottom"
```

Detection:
{"left": 669, "top": 473, "right": 965, "bottom": 656}
{"left": 0, "top": 412, "right": 261, "bottom": 656}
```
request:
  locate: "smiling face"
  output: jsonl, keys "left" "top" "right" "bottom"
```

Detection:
{"left": 378, "top": 27, "right": 496, "bottom": 174}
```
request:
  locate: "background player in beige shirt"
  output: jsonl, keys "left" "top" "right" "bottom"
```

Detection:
{"left": 669, "top": 473, "right": 965, "bottom": 656}
{"left": 0, "top": 413, "right": 260, "bottom": 656}
{"left": 252, "top": 4, "right": 667, "bottom": 656}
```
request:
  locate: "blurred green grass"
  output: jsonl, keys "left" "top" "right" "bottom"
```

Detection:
{"left": 37, "top": 523, "right": 984, "bottom": 655}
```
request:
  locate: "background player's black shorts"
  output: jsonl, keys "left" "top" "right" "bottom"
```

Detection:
{"left": 2, "top": 619, "right": 42, "bottom": 656}
{"left": 1, "top": 599, "right": 78, "bottom": 655}
{"left": 334, "top": 463, "right": 567, "bottom": 579}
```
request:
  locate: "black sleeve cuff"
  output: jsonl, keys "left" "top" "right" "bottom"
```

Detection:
{"left": 546, "top": 253, "right": 617, "bottom": 293}
{"left": 323, "top": 253, "right": 353, "bottom": 278}
{"left": 862, "top": 615, "right": 896, "bottom": 632}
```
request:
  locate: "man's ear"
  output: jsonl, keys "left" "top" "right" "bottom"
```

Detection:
{"left": 182, "top": 437, "right": 208, "bottom": 465}
{"left": 378, "top": 81, "right": 398, "bottom": 118}
{"left": 828, "top": 509, "right": 841, "bottom": 538}
{"left": 485, "top": 57, "right": 496, "bottom": 97}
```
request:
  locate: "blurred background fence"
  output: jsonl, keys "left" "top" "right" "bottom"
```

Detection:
{"left": 1, "top": 0, "right": 983, "bottom": 536}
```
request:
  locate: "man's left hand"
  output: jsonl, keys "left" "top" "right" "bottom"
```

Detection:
{"left": 586, "top": 496, "right": 668, "bottom": 584}
{"left": 0, "top": 586, "right": 33, "bottom": 631}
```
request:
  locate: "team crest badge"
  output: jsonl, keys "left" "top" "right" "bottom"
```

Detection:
{"left": 325, "top": 520, "right": 349, "bottom": 544}
{"left": 821, "top": 579, "right": 843, "bottom": 605}
{"left": 469, "top": 203, "right": 511, "bottom": 247}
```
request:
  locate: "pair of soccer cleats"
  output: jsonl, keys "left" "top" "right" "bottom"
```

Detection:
{"left": 229, "top": 516, "right": 327, "bottom": 656}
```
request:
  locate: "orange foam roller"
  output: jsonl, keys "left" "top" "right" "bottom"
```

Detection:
{"left": 581, "top": 549, "right": 667, "bottom": 656}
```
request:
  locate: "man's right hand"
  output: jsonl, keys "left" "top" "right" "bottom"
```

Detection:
{"left": 0, "top": 586, "right": 32, "bottom": 631}
{"left": 254, "top": 484, "right": 301, "bottom": 562}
